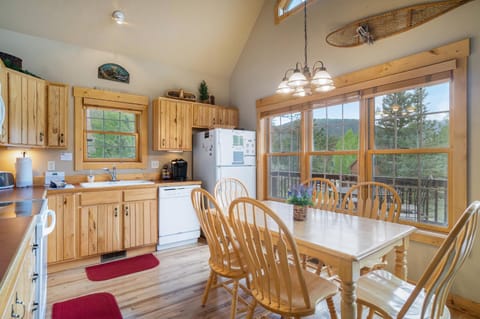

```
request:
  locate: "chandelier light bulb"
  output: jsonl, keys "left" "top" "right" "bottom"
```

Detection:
{"left": 276, "top": 80, "right": 294, "bottom": 94}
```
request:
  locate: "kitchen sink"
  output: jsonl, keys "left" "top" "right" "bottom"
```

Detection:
{"left": 79, "top": 180, "right": 155, "bottom": 188}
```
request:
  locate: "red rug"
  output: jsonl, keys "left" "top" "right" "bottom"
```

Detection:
{"left": 52, "top": 292, "right": 122, "bottom": 319}
{"left": 86, "top": 253, "right": 159, "bottom": 281}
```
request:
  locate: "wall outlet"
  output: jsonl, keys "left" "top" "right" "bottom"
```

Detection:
{"left": 151, "top": 160, "right": 160, "bottom": 169}
{"left": 48, "top": 161, "right": 55, "bottom": 171}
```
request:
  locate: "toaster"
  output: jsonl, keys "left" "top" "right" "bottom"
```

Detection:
{"left": 0, "top": 171, "right": 14, "bottom": 189}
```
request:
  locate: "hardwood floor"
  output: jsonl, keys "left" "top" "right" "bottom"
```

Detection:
{"left": 46, "top": 243, "right": 477, "bottom": 319}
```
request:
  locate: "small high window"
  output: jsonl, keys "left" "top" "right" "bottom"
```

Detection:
{"left": 275, "top": 0, "right": 316, "bottom": 24}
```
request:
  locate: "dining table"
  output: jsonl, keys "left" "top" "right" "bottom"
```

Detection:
{"left": 262, "top": 200, "right": 417, "bottom": 319}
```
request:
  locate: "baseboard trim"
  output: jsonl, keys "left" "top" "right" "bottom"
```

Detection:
{"left": 447, "top": 294, "right": 480, "bottom": 317}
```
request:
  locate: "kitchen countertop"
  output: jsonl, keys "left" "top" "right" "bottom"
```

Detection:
{"left": 0, "top": 180, "right": 201, "bottom": 286}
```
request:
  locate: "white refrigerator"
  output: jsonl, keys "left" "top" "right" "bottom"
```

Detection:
{"left": 193, "top": 129, "right": 256, "bottom": 198}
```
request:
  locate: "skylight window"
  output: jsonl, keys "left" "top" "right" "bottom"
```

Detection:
{"left": 275, "top": 0, "right": 317, "bottom": 24}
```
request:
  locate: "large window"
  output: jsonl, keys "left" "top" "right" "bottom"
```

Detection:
{"left": 268, "top": 112, "right": 301, "bottom": 199}
{"left": 74, "top": 87, "right": 149, "bottom": 170}
{"left": 370, "top": 82, "right": 450, "bottom": 227}
{"left": 257, "top": 39, "right": 468, "bottom": 233}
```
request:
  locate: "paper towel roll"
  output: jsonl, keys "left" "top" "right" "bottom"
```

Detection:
{"left": 15, "top": 157, "right": 33, "bottom": 187}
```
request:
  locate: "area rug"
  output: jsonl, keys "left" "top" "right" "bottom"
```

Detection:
{"left": 52, "top": 292, "right": 122, "bottom": 319}
{"left": 86, "top": 253, "right": 159, "bottom": 281}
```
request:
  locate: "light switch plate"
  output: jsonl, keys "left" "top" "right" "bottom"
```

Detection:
{"left": 151, "top": 160, "right": 160, "bottom": 169}
{"left": 48, "top": 161, "right": 55, "bottom": 171}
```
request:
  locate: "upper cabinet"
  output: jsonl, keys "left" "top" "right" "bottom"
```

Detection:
{"left": 1, "top": 66, "right": 70, "bottom": 148}
{"left": 192, "top": 103, "right": 238, "bottom": 129}
{"left": 0, "top": 60, "right": 8, "bottom": 144}
{"left": 47, "top": 83, "right": 69, "bottom": 148}
{"left": 153, "top": 97, "right": 193, "bottom": 151}
{"left": 7, "top": 69, "right": 46, "bottom": 146}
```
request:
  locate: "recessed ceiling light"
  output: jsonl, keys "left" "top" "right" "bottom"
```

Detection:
{"left": 112, "top": 10, "right": 126, "bottom": 25}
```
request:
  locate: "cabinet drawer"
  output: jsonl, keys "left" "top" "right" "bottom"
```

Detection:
{"left": 79, "top": 190, "right": 122, "bottom": 206}
{"left": 124, "top": 188, "right": 157, "bottom": 201}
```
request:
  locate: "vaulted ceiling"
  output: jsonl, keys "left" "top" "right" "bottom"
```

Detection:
{"left": 0, "top": 0, "right": 265, "bottom": 79}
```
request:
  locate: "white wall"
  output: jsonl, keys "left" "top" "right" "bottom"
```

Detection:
{"left": 0, "top": 28, "right": 230, "bottom": 178}
{"left": 230, "top": 0, "right": 480, "bottom": 301}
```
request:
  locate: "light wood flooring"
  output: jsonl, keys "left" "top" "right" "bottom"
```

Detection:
{"left": 46, "top": 242, "right": 477, "bottom": 319}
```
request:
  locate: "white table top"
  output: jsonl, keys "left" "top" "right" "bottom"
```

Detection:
{"left": 263, "top": 201, "right": 416, "bottom": 262}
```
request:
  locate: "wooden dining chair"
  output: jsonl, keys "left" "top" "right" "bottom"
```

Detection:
{"left": 229, "top": 197, "right": 338, "bottom": 319}
{"left": 339, "top": 181, "right": 402, "bottom": 273}
{"left": 302, "top": 177, "right": 339, "bottom": 211}
{"left": 339, "top": 181, "right": 402, "bottom": 222}
{"left": 300, "top": 178, "right": 340, "bottom": 275}
{"left": 214, "top": 177, "right": 249, "bottom": 213}
{"left": 357, "top": 201, "right": 480, "bottom": 319}
{"left": 191, "top": 188, "right": 249, "bottom": 319}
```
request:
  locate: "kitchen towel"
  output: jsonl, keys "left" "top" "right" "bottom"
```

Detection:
{"left": 52, "top": 292, "right": 122, "bottom": 319}
{"left": 85, "top": 253, "right": 159, "bottom": 281}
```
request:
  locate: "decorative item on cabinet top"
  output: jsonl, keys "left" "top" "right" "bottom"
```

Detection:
{"left": 165, "top": 88, "right": 196, "bottom": 102}
{"left": 98, "top": 63, "right": 130, "bottom": 83}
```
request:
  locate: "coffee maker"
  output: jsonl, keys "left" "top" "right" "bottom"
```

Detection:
{"left": 170, "top": 159, "right": 187, "bottom": 181}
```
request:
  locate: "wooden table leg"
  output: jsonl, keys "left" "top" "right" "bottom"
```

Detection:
{"left": 338, "top": 261, "right": 360, "bottom": 319}
{"left": 394, "top": 237, "right": 409, "bottom": 280}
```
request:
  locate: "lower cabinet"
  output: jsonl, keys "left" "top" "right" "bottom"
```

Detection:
{"left": 78, "top": 187, "right": 158, "bottom": 258}
{"left": 47, "top": 193, "right": 76, "bottom": 263}
{"left": 1, "top": 223, "right": 36, "bottom": 319}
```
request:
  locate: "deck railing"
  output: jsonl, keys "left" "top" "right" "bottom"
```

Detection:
{"left": 268, "top": 172, "right": 447, "bottom": 225}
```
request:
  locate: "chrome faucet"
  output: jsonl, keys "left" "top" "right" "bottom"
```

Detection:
{"left": 104, "top": 166, "right": 117, "bottom": 181}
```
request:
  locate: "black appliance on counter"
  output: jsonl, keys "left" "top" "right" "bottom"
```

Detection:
{"left": 171, "top": 159, "right": 188, "bottom": 181}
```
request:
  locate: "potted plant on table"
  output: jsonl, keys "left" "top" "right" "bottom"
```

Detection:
{"left": 287, "top": 184, "right": 313, "bottom": 221}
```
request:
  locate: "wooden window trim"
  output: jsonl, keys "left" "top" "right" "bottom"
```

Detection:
{"left": 274, "top": 0, "right": 317, "bottom": 25}
{"left": 256, "top": 39, "right": 469, "bottom": 235}
{"left": 73, "top": 87, "right": 149, "bottom": 170}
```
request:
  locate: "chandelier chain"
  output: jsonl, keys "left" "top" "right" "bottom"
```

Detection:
{"left": 304, "top": 0, "right": 308, "bottom": 69}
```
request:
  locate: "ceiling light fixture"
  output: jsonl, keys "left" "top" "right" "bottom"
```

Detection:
{"left": 276, "top": 0, "right": 335, "bottom": 96}
{"left": 112, "top": 10, "right": 126, "bottom": 25}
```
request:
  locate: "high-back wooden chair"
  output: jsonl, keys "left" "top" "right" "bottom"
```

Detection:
{"left": 214, "top": 177, "right": 249, "bottom": 213}
{"left": 191, "top": 188, "right": 248, "bottom": 319}
{"left": 300, "top": 178, "right": 339, "bottom": 275}
{"left": 301, "top": 178, "right": 339, "bottom": 211}
{"left": 357, "top": 201, "right": 480, "bottom": 319}
{"left": 229, "top": 197, "right": 338, "bottom": 319}
{"left": 339, "top": 181, "right": 402, "bottom": 223}
{"left": 339, "top": 182, "right": 402, "bottom": 273}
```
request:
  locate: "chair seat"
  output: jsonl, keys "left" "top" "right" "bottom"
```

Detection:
{"left": 357, "top": 270, "right": 451, "bottom": 319}
{"left": 252, "top": 264, "right": 338, "bottom": 317}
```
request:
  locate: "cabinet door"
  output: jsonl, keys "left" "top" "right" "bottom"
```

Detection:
{"left": 175, "top": 101, "right": 192, "bottom": 150}
{"left": 47, "top": 83, "right": 68, "bottom": 147}
{"left": 47, "top": 194, "right": 76, "bottom": 263}
{"left": 79, "top": 203, "right": 122, "bottom": 257}
{"left": 8, "top": 70, "right": 46, "bottom": 146}
{"left": 0, "top": 63, "right": 8, "bottom": 144}
{"left": 123, "top": 199, "right": 158, "bottom": 249}
{"left": 223, "top": 108, "right": 239, "bottom": 127}
{"left": 193, "top": 103, "right": 217, "bottom": 128}
{"left": 7, "top": 71, "right": 22, "bottom": 144}
{"left": 153, "top": 98, "right": 192, "bottom": 151}
{"left": 2, "top": 230, "right": 36, "bottom": 319}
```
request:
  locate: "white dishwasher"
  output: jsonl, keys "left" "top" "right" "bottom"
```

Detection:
{"left": 157, "top": 185, "right": 200, "bottom": 250}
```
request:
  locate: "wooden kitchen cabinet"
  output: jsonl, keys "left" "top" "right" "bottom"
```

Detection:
{"left": 7, "top": 69, "right": 46, "bottom": 146}
{"left": 47, "top": 82, "right": 69, "bottom": 147}
{"left": 0, "top": 60, "right": 8, "bottom": 144}
{"left": 78, "top": 188, "right": 157, "bottom": 257}
{"left": 192, "top": 103, "right": 238, "bottom": 128}
{"left": 1, "top": 222, "right": 36, "bottom": 319}
{"left": 79, "top": 203, "right": 122, "bottom": 257}
{"left": 153, "top": 97, "right": 192, "bottom": 151}
{"left": 47, "top": 193, "right": 76, "bottom": 263}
